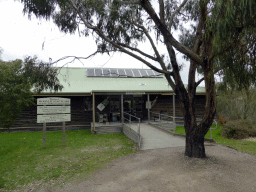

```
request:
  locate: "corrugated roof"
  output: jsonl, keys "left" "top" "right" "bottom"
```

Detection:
{"left": 39, "top": 67, "right": 205, "bottom": 95}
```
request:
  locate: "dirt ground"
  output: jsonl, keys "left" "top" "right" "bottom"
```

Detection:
{"left": 32, "top": 144, "right": 256, "bottom": 192}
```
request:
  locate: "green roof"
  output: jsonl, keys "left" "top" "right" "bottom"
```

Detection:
{"left": 39, "top": 67, "right": 205, "bottom": 95}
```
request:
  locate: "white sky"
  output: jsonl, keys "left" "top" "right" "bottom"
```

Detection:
{"left": 0, "top": 0, "right": 205, "bottom": 86}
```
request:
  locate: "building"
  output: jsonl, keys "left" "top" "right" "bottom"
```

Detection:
{"left": 9, "top": 67, "right": 206, "bottom": 132}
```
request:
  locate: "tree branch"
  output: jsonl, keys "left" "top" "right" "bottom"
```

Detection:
{"left": 188, "top": 1, "right": 208, "bottom": 97}
{"left": 115, "top": 0, "right": 140, "bottom": 5}
{"left": 158, "top": 0, "right": 165, "bottom": 24}
{"left": 131, "top": 20, "right": 176, "bottom": 87}
{"left": 141, "top": 0, "right": 203, "bottom": 65}
{"left": 132, "top": 22, "right": 165, "bottom": 64}
{"left": 69, "top": 0, "right": 171, "bottom": 75}
{"left": 195, "top": 67, "right": 224, "bottom": 87}
{"left": 116, "top": 42, "right": 158, "bottom": 61}
{"left": 51, "top": 51, "right": 102, "bottom": 65}
{"left": 169, "top": 0, "right": 188, "bottom": 31}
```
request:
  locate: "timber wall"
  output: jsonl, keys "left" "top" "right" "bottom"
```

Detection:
{"left": 1, "top": 96, "right": 92, "bottom": 132}
{"left": 151, "top": 95, "right": 205, "bottom": 118}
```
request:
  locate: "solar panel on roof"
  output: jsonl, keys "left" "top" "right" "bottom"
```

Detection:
{"left": 155, "top": 71, "right": 163, "bottom": 77}
{"left": 87, "top": 68, "right": 164, "bottom": 78}
{"left": 95, "top": 69, "right": 102, "bottom": 76}
{"left": 118, "top": 69, "right": 126, "bottom": 77}
{"left": 139, "top": 70, "right": 148, "bottom": 77}
{"left": 125, "top": 69, "right": 133, "bottom": 77}
{"left": 87, "top": 69, "right": 95, "bottom": 76}
{"left": 110, "top": 69, "right": 118, "bottom": 77}
{"left": 146, "top": 70, "right": 155, "bottom": 77}
{"left": 102, "top": 69, "right": 110, "bottom": 76}
{"left": 132, "top": 69, "right": 141, "bottom": 77}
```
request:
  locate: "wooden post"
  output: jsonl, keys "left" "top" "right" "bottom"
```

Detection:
{"left": 63, "top": 121, "right": 66, "bottom": 146}
{"left": 121, "top": 94, "right": 124, "bottom": 126}
{"left": 173, "top": 94, "right": 176, "bottom": 130}
{"left": 92, "top": 92, "right": 96, "bottom": 133}
{"left": 147, "top": 94, "right": 150, "bottom": 124}
{"left": 43, "top": 122, "right": 46, "bottom": 148}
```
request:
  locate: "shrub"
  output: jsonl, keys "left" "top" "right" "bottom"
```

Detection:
{"left": 218, "top": 115, "right": 227, "bottom": 125}
{"left": 221, "top": 119, "right": 256, "bottom": 139}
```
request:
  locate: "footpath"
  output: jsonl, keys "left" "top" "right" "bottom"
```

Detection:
{"left": 138, "top": 123, "right": 185, "bottom": 150}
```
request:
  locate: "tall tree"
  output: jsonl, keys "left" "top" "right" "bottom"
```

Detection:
{"left": 0, "top": 56, "right": 63, "bottom": 129}
{"left": 19, "top": 0, "right": 256, "bottom": 158}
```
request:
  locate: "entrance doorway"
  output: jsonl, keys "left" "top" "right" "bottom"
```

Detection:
{"left": 123, "top": 95, "right": 144, "bottom": 120}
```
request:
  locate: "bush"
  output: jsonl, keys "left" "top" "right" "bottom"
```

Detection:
{"left": 221, "top": 119, "right": 256, "bottom": 139}
{"left": 218, "top": 115, "right": 227, "bottom": 125}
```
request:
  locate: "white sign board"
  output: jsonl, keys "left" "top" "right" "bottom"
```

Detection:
{"left": 37, "top": 97, "right": 70, "bottom": 106}
{"left": 37, "top": 114, "right": 71, "bottom": 123}
{"left": 37, "top": 106, "right": 71, "bottom": 114}
{"left": 146, "top": 101, "right": 152, "bottom": 109}
{"left": 97, "top": 103, "right": 105, "bottom": 111}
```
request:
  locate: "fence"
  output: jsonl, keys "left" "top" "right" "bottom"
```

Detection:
{"left": 123, "top": 112, "right": 141, "bottom": 149}
{"left": 149, "top": 111, "right": 176, "bottom": 131}
{"left": 149, "top": 111, "right": 217, "bottom": 139}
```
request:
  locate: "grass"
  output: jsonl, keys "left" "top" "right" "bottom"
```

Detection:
{"left": 172, "top": 124, "right": 256, "bottom": 155}
{"left": 0, "top": 130, "right": 137, "bottom": 190}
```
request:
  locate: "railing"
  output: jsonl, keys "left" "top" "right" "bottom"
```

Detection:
{"left": 150, "top": 111, "right": 176, "bottom": 130}
{"left": 209, "top": 119, "right": 218, "bottom": 139}
{"left": 149, "top": 111, "right": 218, "bottom": 139}
{"left": 123, "top": 112, "right": 141, "bottom": 149}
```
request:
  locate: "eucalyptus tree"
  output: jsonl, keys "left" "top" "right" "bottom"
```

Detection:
{"left": 0, "top": 56, "right": 63, "bottom": 130}
{"left": 19, "top": 0, "right": 256, "bottom": 158}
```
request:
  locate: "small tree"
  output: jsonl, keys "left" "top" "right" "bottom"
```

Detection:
{"left": 19, "top": 0, "right": 256, "bottom": 158}
{"left": 217, "top": 83, "right": 256, "bottom": 123}
{"left": 0, "top": 55, "right": 63, "bottom": 130}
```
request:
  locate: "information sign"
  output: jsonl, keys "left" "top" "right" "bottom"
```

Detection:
{"left": 37, "top": 114, "right": 71, "bottom": 123}
{"left": 37, "top": 106, "right": 70, "bottom": 114}
{"left": 37, "top": 97, "right": 71, "bottom": 148}
{"left": 146, "top": 101, "right": 152, "bottom": 109}
{"left": 37, "top": 97, "right": 70, "bottom": 106}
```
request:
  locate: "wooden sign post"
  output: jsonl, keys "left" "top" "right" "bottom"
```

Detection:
{"left": 37, "top": 97, "right": 71, "bottom": 148}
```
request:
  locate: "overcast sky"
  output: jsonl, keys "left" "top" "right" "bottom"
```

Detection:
{"left": 0, "top": 0, "right": 206, "bottom": 86}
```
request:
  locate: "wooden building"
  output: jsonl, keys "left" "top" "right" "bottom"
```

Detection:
{"left": 6, "top": 67, "right": 206, "bottom": 132}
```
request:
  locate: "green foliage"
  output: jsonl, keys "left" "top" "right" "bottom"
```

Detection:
{"left": 22, "top": 56, "right": 63, "bottom": 92}
{"left": 178, "top": 0, "right": 256, "bottom": 88}
{"left": 208, "top": 0, "right": 256, "bottom": 90}
{"left": 20, "top": 0, "right": 184, "bottom": 52}
{"left": 217, "top": 115, "right": 227, "bottom": 125}
{"left": 0, "top": 56, "right": 63, "bottom": 129}
{"left": 174, "top": 124, "right": 256, "bottom": 155}
{"left": 0, "top": 130, "right": 136, "bottom": 190}
{"left": 0, "top": 60, "right": 34, "bottom": 128}
{"left": 216, "top": 87, "right": 256, "bottom": 122}
{"left": 221, "top": 119, "right": 256, "bottom": 139}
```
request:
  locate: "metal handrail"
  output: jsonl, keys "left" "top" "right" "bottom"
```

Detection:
{"left": 150, "top": 111, "right": 176, "bottom": 130}
{"left": 150, "top": 111, "right": 218, "bottom": 139}
{"left": 210, "top": 119, "right": 218, "bottom": 139}
{"left": 123, "top": 112, "right": 141, "bottom": 149}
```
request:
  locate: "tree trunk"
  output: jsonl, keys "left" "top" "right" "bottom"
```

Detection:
{"left": 185, "top": 130, "right": 206, "bottom": 158}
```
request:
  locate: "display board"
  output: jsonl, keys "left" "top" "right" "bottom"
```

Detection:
{"left": 37, "top": 97, "right": 71, "bottom": 123}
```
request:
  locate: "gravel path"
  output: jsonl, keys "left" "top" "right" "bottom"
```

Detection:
{"left": 44, "top": 144, "right": 256, "bottom": 192}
